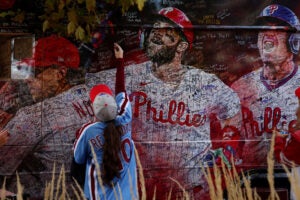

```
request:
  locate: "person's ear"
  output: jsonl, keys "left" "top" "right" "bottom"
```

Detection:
{"left": 177, "top": 41, "right": 188, "bottom": 52}
{"left": 57, "top": 66, "right": 67, "bottom": 80}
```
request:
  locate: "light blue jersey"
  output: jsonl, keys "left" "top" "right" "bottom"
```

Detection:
{"left": 73, "top": 92, "right": 138, "bottom": 200}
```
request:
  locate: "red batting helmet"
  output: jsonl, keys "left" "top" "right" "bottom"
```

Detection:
{"left": 255, "top": 4, "right": 300, "bottom": 54}
{"left": 158, "top": 7, "right": 194, "bottom": 48}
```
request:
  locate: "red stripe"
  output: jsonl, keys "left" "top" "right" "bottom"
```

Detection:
{"left": 90, "top": 163, "right": 96, "bottom": 200}
{"left": 119, "top": 93, "right": 128, "bottom": 116}
{"left": 73, "top": 122, "right": 93, "bottom": 149}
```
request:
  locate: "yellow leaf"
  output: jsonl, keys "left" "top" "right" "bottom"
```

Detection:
{"left": 136, "top": 0, "right": 145, "bottom": 11}
{"left": 75, "top": 26, "right": 85, "bottom": 40}
{"left": 58, "top": 0, "right": 65, "bottom": 10}
{"left": 67, "top": 21, "right": 76, "bottom": 35}
{"left": 86, "top": 0, "right": 96, "bottom": 13}
{"left": 77, "top": 0, "right": 84, "bottom": 4}
{"left": 67, "top": 10, "right": 78, "bottom": 23}
{"left": 45, "top": 0, "right": 55, "bottom": 11}
{"left": 119, "top": 0, "right": 134, "bottom": 13}
{"left": 43, "top": 20, "right": 50, "bottom": 32}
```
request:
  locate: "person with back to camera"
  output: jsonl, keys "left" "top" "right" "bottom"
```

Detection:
{"left": 72, "top": 43, "right": 138, "bottom": 200}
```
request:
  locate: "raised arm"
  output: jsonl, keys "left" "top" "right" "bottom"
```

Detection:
{"left": 114, "top": 43, "right": 125, "bottom": 95}
{"left": 113, "top": 43, "right": 131, "bottom": 124}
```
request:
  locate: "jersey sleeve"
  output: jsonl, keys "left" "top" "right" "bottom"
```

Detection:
{"left": 114, "top": 92, "right": 132, "bottom": 126}
{"left": 73, "top": 125, "right": 89, "bottom": 164}
{"left": 278, "top": 130, "right": 300, "bottom": 166}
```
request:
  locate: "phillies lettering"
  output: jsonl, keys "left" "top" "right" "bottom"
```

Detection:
{"left": 71, "top": 92, "right": 207, "bottom": 127}
{"left": 242, "top": 106, "right": 297, "bottom": 138}
{"left": 129, "top": 91, "right": 206, "bottom": 127}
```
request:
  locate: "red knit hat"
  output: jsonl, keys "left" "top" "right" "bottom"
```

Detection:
{"left": 90, "top": 84, "right": 117, "bottom": 121}
{"left": 20, "top": 35, "right": 80, "bottom": 68}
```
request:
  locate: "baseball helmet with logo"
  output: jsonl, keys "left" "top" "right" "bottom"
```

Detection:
{"left": 158, "top": 7, "right": 194, "bottom": 48}
{"left": 256, "top": 4, "right": 300, "bottom": 54}
{"left": 139, "top": 7, "right": 194, "bottom": 49}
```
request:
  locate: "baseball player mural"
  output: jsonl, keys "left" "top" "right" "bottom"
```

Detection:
{"left": 87, "top": 7, "right": 242, "bottom": 199}
{"left": 0, "top": 35, "right": 94, "bottom": 196}
{"left": 231, "top": 4, "right": 300, "bottom": 168}
{"left": 3, "top": 2, "right": 293, "bottom": 199}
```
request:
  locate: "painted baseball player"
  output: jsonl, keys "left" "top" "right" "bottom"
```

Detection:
{"left": 231, "top": 4, "right": 300, "bottom": 168}
{"left": 73, "top": 43, "right": 138, "bottom": 200}
{"left": 0, "top": 35, "right": 94, "bottom": 196}
{"left": 274, "top": 86, "right": 300, "bottom": 200}
{"left": 275, "top": 87, "right": 300, "bottom": 167}
{"left": 0, "top": 7, "right": 242, "bottom": 200}
{"left": 87, "top": 7, "right": 242, "bottom": 199}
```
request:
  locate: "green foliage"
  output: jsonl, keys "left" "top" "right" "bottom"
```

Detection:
{"left": 39, "top": 0, "right": 146, "bottom": 41}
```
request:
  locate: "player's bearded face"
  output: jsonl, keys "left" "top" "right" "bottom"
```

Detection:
{"left": 26, "top": 67, "right": 65, "bottom": 102}
{"left": 257, "top": 30, "right": 291, "bottom": 67}
{"left": 145, "top": 21, "right": 182, "bottom": 64}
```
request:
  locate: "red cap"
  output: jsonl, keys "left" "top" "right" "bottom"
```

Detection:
{"left": 295, "top": 87, "right": 300, "bottom": 98}
{"left": 158, "top": 7, "right": 194, "bottom": 47}
{"left": 90, "top": 84, "right": 113, "bottom": 103}
{"left": 20, "top": 35, "right": 80, "bottom": 68}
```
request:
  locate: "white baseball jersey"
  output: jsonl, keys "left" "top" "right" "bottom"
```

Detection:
{"left": 1, "top": 84, "right": 93, "bottom": 186}
{"left": 86, "top": 61, "right": 241, "bottom": 198}
{"left": 231, "top": 66, "right": 300, "bottom": 167}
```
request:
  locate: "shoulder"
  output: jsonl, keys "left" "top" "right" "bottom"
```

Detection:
{"left": 42, "top": 84, "right": 90, "bottom": 110}
{"left": 186, "top": 66, "right": 234, "bottom": 90}
{"left": 185, "top": 66, "right": 218, "bottom": 81}
{"left": 76, "top": 121, "right": 101, "bottom": 137}
{"left": 231, "top": 69, "right": 261, "bottom": 90}
{"left": 232, "top": 69, "right": 261, "bottom": 83}
{"left": 125, "top": 61, "right": 151, "bottom": 75}
{"left": 85, "top": 68, "right": 117, "bottom": 89}
{"left": 115, "top": 91, "right": 127, "bottom": 99}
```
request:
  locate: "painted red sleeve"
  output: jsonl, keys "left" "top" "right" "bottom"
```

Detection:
{"left": 282, "top": 130, "right": 300, "bottom": 165}
{"left": 115, "top": 58, "right": 125, "bottom": 94}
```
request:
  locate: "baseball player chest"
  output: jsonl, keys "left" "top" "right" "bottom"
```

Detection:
{"left": 242, "top": 92, "right": 298, "bottom": 139}
{"left": 129, "top": 87, "right": 208, "bottom": 129}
